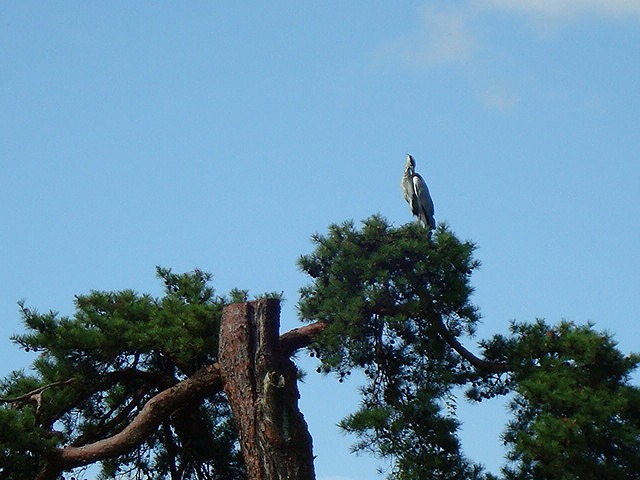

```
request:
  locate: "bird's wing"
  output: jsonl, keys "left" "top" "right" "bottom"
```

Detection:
{"left": 401, "top": 173, "right": 414, "bottom": 205}
{"left": 413, "top": 174, "right": 435, "bottom": 226}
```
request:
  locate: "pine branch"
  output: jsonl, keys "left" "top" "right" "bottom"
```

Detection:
{"left": 375, "top": 303, "right": 508, "bottom": 374}
{"left": 35, "top": 364, "right": 224, "bottom": 480}
{"left": 33, "top": 321, "right": 326, "bottom": 480}
{"left": 279, "top": 321, "right": 328, "bottom": 356}
{"left": 428, "top": 311, "right": 508, "bottom": 374}
{"left": 0, "top": 378, "right": 76, "bottom": 409}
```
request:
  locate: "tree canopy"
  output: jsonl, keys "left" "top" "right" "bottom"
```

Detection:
{"left": 1, "top": 268, "right": 243, "bottom": 480}
{"left": 2, "top": 215, "right": 639, "bottom": 480}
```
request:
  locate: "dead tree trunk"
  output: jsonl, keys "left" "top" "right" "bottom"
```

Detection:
{"left": 219, "top": 299, "right": 316, "bottom": 480}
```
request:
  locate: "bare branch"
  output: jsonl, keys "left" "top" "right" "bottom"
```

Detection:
{"left": 0, "top": 378, "right": 76, "bottom": 406}
{"left": 279, "top": 321, "right": 328, "bottom": 357}
{"left": 70, "top": 385, "right": 152, "bottom": 447}
{"left": 428, "top": 311, "right": 508, "bottom": 374}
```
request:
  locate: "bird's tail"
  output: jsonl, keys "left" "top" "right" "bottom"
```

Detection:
{"left": 418, "top": 212, "right": 435, "bottom": 230}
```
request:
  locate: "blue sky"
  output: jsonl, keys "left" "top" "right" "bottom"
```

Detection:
{"left": 1, "top": 2, "right": 639, "bottom": 479}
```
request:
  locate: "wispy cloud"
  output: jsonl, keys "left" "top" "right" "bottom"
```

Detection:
{"left": 478, "top": 0, "right": 640, "bottom": 20}
{"left": 373, "top": 1, "right": 638, "bottom": 112}
{"left": 376, "top": 0, "right": 640, "bottom": 71}
{"left": 477, "top": 0, "right": 640, "bottom": 36}
{"left": 375, "top": 5, "right": 475, "bottom": 69}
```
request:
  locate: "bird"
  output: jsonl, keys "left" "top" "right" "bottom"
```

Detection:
{"left": 401, "top": 154, "right": 436, "bottom": 230}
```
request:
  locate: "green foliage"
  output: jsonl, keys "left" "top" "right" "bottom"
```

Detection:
{"left": 0, "top": 401, "right": 59, "bottom": 477}
{"left": 298, "top": 215, "right": 480, "bottom": 375}
{"left": 298, "top": 215, "right": 640, "bottom": 480}
{"left": 0, "top": 267, "right": 245, "bottom": 480}
{"left": 298, "top": 216, "right": 488, "bottom": 479}
{"left": 4, "top": 214, "right": 639, "bottom": 480}
{"left": 226, "top": 288, "right": 250, "bottom": 304}
{"left": 224, "top": 288, "right": 284, "bottom": 304}
{"left": 482, "top": 320, "right": 640, "bottom": 480}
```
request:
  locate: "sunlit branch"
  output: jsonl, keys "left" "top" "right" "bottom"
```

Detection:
{"left": 34, "top": 321, "right": 326, "bottom": 480}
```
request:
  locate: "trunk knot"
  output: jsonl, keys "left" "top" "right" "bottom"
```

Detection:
{"left": 264, "top": 371, "right": 286, "bottom": 389}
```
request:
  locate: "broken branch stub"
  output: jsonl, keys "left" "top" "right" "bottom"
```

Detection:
{"left": 219, "top": 299, "right": 315, "bottom": 480}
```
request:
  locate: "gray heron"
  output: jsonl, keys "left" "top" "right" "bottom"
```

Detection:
{"left": 401, "top": 154, "right": 436, "bottom": 230}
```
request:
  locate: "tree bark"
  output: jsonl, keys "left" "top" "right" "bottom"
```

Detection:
{"left": 219, "top": 299, "right": 316, "bottom": 480}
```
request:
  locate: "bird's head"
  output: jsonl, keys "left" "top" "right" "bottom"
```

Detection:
{"left": 406, "top": 154, "right": 416, "bottom": 169}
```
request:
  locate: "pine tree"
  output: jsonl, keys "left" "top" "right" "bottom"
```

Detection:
{"left": 1, "top": 268, "right": 244, "bottom": 480}
{"left": 1, "top": 216, "right": 638, "bottom": 480}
